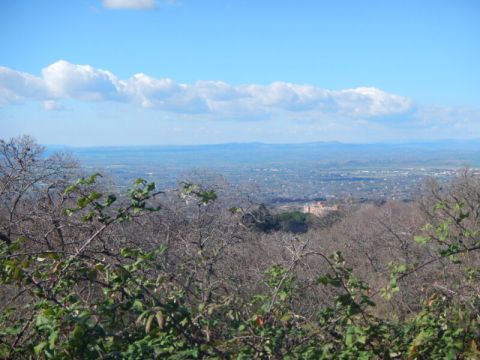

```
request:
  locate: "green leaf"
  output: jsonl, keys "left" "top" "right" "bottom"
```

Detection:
{"left": 318, "top": 274, "right": 341, "bottom": 287}
{"left": 104, "top": 194, "right": 116, "bottom": 207}
{"left": 147, "top": 182, "right": 156, "bottom": 192}
{"left": 63, "top": 184, "right": 77, "bottom": 196}
{"left": 34, "top": 341, "right": 48, "bottom": 355}
{"left": 35, "top": 314, "right": 50, "bottom": 326}
{"left": 48, "top": 329, "right": 59, "bottom": 348}
{"left": 82, "top": 211, "right": 95, "bottom": 222}
{"left": 199, "top": 190, "right": 217, "bottom": 205}
{"left": 357, "top": 334, "right": 367, "bottom": 344}
{"left": 84, "top": 173, "right": 102, "bottom": 185}
{"left": 414, "top": 235, "right": 430, "bottom": 245}
{"left": 133, "top": 178, "right": 147, "bottom": 187}
{"left": 145, "top": 314, "right": 154, "bottom": 333}
{"left": 77, "top": 197, "right": 89, "bottom": 208}
{"left": 132, "top": 299, "right": 143, "bottom": 312}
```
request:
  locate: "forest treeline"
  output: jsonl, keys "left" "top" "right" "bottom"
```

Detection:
{"left": 1, "top": 135, "right": 479, "bottom": 359}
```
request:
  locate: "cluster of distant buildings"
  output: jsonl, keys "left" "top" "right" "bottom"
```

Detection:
{"left": 276, "top": 201, "right": 339, "bottom": 217}
{"left": 302, "top": 202, "right": 339, "bottom": 216}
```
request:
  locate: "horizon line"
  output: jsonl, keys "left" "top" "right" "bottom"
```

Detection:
{"left": 42, "top": 138, "right": 480, "bottom": 149}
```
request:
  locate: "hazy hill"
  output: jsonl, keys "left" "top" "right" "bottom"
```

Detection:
{"left": 46, "top": 140, "right": 480, "bottom": 170}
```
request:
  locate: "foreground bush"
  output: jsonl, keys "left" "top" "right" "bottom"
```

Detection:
{"left": 0, "top": 174, "right": 479, "bottom": 359}
{"left": 0, "top": 137, "right": 479, "bottom": 359}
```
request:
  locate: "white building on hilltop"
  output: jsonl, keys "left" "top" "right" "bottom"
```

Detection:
{"left": 302, "top": 202, "right": 338, "bottom": 217}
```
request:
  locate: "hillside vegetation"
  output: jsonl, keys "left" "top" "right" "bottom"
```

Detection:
{"left": 1, "top": 136, "right": 480, "bottom": 359}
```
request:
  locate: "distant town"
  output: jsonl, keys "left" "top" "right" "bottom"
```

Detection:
{"left": 49, "top": 141, "right": 480, "bottom": 207}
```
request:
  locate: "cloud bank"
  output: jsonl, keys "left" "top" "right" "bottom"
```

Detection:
{"left": 0, "top": 60, "right": 414, "bottom": 120}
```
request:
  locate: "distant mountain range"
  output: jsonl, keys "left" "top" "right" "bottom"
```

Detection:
{"left": 45, "top": 140, "right": 480, "bottom": 169}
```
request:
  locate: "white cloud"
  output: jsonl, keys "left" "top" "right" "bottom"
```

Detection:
{"left": 102, "top": 0, "right": 156, "bottom": 9}
{"left": 43, "top": 100, "right": 65, "bottom": 111}
{"left": 0, "top": 60, "right": 416, "bottom": 119}
{"left": 335, "top": 87, "right": 413, "bottom": 117}
{"left": 42, "top": 60, "right": 125, "bottom": 101}
{"left": 0, "top": 66, "right": 47, "bottom": 104}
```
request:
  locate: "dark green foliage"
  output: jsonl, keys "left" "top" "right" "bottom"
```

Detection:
{"left": 273, "top": 211, "right": 311, "bottom": 234}
{"left": 241, "top": 204, "right": 280, "bottom": 233}
{"left": 242, "top": 208, "right": 312, "bottom": 234}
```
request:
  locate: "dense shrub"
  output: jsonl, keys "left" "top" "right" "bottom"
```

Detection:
{"left": 1, "top": 137, "right": 480, "bottom": 359}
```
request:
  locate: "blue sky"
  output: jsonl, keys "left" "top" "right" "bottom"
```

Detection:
{"left": 1, "top": 0, "right": 479, "bottom": 145}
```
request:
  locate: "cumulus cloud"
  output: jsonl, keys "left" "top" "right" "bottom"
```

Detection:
{"left": 42, "top": 60, "right": 125, "bottom": 101}
{"left": 102, "top": 0, "right": 156, "bottom": 9}
{"left": 0, "top": 60, "right": 415, "bottom": 119}
{"left": 335, "top": 87, "right": 413, "bottom": 117}
{"left": 0, "top": 66, "right": 48, "bottom": 104}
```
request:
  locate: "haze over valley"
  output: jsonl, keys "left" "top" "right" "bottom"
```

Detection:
{"left": 48, "top": 140, "right": 480, "bottom": 203}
